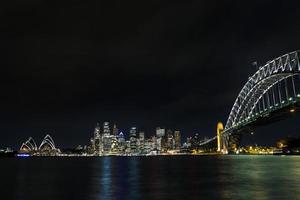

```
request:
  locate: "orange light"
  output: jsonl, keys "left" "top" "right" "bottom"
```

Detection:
{"left": 278, "top": 143, "right": 284, "bottom": 148}
{"left": 290, "top": 108, "right": 296, "bottom": 113}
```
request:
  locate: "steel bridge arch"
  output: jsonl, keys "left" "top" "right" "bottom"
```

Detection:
{"left": 225, "top": 51, "right": 300, "bottom": 131}
{"left": 197, "top": 50, "right": 300, "bottom": 153}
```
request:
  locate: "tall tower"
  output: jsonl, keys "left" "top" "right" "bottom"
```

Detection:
{"left": 94, "top": 123, "right": 101, "bottom": 139}
{"left": 112, "top": 123, "right": 119, "bottom": 136}
{"left": 103, "top": 122, "right": 110, "bottom": 136}
{"left": 174, "top": 130, "right": 181, "bottom": 150}
{"left": 102, "top": 122, "right": 112, "bottom": 154}
{"left": 130, "top": 127, "right": 137, "bottom": 154}
{"left": 139, "top": 131, "right": 145, "bottom": 153}
{"left": 166, "top": 129, "right": 174, "bottom": 150}
{"left": 217, "top": 122, "right": 224, "bottom": 152}
{"left": 118, "top": 132, "right": 126, "bottom": 154}
{"left": 111, "top": 123, "right": 119, "bottom": 154}
{"left": 156, "top": 127, "right": 165, "bottom": 152}
{"left": 156, "top": 127, "right": 165, "bottom": 138}
{"left": 94, "top": 123, "right": 102, "bottom": 155}
{"left": 139, "top": 132, "right": 145, "bottom": 142}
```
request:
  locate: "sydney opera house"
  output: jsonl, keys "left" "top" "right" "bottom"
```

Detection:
{"left": 19, "top": 134, "right": 60, "bottom": 156}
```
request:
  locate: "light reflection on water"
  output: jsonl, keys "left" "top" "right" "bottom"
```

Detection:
{"left": 92, "top": 157, "right": 112, "bottom": 199}
{"left": 90, "top": 157, "right": 141, "bottom": 200}
{"left": 218, "top": 156, "right": 300, "bottom": 199}
{"left": 1, "top": 156, "right": 300, "bottom": 200}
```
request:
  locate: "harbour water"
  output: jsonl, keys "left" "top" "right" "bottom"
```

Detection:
{"left": 1, "top": 155, "right": 300, "bottom": 200}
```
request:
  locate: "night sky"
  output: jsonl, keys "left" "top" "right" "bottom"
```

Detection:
{"left": 1, "top": 0, "right": 300, "bottom": 148}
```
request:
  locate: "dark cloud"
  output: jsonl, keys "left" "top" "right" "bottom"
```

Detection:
{"left": 1, "top": 0, "right": 300, "bottom": 148}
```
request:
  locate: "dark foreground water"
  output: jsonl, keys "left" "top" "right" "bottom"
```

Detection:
{"left": 1, "top": 155, "right": 300, "bottom": 200}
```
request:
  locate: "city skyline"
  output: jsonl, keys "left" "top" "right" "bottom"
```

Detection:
{"left": 13, "top": 119, "right": 293, "bottom": 157}
{"left": 3, "top": 107, "right": 300, "bottom": 149}
{"left": 17, "top": 121, "right": 187, "bottom": 156}
{"left": 17, "top": 121, "right": 186, "bottom": 150}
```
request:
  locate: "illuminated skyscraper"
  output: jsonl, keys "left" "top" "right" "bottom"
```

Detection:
{"left": 174, "top": 130, "right": 181, "bottom": 150}
{"left": 117, "top": 132, "right": 126, "bottom": 154}
{"left": 129, "top": 127, "right": 137, "bottom": 154}
{"left": 94, "top": 123, "right": 101, "bottom": 139}
{"left": 110, "top": 135, "right": 118, "bottom": 154}
{"left": 166, "top": 129, "right": 174, "bottom": 150}
{"left": 139, "top": 131, "right": 145, "bottom": 142}
{"left": 156, "top": 127, "right": 165, "bottom": 152}
{"left": 156, "top": 137, "right": 161, "bottom": 152}
{"left": 112, "top": 123, "right": 119, "bottom": 136}
{"left": 118, "top": 132, "right": 125, "bottom": 143}
{"left": 156, "top": 127, "right": 165, "bottom": 138}
{"left": 93, "top": 123, "right": 102, "bottom": 155}
{"left": 102, "top": 122, "right": 112, "bottom": 154}
{"left": 138, "top": 131, "right": 145, "bottom": 153}
{"left": 144, "top": 139, "right": 152, "bottom": 154}
{"left": 103, "top": 122, "right": 111, "bottom": 136}
{"left": 125, "top": 140, "right": 131, "bottom": 154}
{"left": 161, "top": 129, "right": 170, "bottom": 152}
{"left": 89, "top": 138, "right": 95, "bottom": 154}
{"left": 152, "top": 135, "right": 158, "bottom": 151}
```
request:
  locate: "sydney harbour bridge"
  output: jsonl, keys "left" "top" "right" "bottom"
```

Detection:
{"left": 200, "top": 50, "right": 300, "bottom": 153}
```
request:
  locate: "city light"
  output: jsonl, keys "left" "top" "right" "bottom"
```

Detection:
{"left": 17, "top": 153, "right": 30, "bottom": 157}
{"left": 290, "top": 108, "right": 296, "bottom": 113}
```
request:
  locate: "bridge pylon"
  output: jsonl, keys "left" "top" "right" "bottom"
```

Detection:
{"left": 217, "top": 122, "right": 224, "bottom": 152}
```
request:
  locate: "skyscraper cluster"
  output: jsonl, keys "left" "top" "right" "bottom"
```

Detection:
{"left": 88, "top": 122, "right": 182, "bottom": 156}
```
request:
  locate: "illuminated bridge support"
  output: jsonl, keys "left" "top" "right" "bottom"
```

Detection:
{"left": 217, "top": 122, "right": 224, "bottom": 152}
